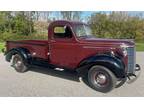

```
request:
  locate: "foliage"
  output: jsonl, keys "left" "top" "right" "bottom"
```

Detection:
{"left": 0, "top": 11, "right": 35, "bottom": 41}
{"left": 88, "top": 12, "right": 144, "bottom": 41}
{"left": 0, "top": 12, "right": 13, "bottom": 33}
{"left": 0, "top": 11, "right": 144, "bottom": 51}
{"left": 136, "top": 43, "right": 144, "bottom": 51}
{"left": 0, "top": 32, "right": 47, "bottom": 42}
{"left": 0, "top": 42, "right": 4, "bottom": 52}
{"left": 13, "top": 12, "right": 34, "bottom": 35}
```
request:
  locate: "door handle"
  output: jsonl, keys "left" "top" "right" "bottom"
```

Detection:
{"left": 50, "top": 40, "right": 56, "bottom": 42}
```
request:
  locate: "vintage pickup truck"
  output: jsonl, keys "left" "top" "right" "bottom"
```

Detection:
{"left": 4, "top": 20, "right": 141, "bottom": 92}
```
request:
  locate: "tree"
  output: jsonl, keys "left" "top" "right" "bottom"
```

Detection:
{"left": 88, "top": 12, "right": 144, "bottom": 41}
{"left": 60, "top": 11, "right": 82, "bottom": 21}
{"left": 13, "top": 12, "right": 34, "bottom": 35}
{"left": 34, "top": 11, "right": 41, "bottom": 21}
{"left": 0, "top": 12, "right": 14, "bottom": 33}
{"left": 25, "top": 11, "right": 35, "bottom": 34}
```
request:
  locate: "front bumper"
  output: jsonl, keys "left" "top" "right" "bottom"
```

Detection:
{"left": 127, "top": 64, "right": 141, "bottom": 83}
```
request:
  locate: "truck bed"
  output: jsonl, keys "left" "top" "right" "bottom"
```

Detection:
{"left": 6, "top": 40, "right": 49, "bottom": 59}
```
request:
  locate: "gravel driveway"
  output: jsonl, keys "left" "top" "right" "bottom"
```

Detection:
{"left": 0, "top": 52, "right": 143, "bottom": 97}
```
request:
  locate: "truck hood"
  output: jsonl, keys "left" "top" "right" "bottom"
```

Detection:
{"left": 78, "top": 37, "right": 135, "bottom": 47}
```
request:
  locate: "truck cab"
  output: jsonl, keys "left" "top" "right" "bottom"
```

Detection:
{"left": 5, "top": 20, "right": 141, "bottom": 93}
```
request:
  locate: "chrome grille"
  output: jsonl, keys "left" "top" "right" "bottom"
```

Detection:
{"left": 127, "top": 47, "right": 136, "bottom": 73}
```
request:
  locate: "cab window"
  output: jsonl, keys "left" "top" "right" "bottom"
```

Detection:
{"left": 53, "top": 26, "right": 73, "bottom": 39}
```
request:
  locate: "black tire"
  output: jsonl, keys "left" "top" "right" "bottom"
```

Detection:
{"left": 88, "top": 65, "right": 117, "bottom": 93}
{"left": 11, "top": 54, "right": 29, "bottom": 73}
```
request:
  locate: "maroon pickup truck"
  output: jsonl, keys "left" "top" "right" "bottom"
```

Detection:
{"left": 4, "top": 20, "right": 141, "bottom": 93}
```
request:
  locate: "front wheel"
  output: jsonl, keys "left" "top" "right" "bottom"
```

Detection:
{"left": 88, "top": 65, "right": 117, "bottom": 93}
{"left": 11, "top": 54, "right": 29, "bottom": 73}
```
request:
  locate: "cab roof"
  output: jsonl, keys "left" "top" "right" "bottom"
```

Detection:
{"left": 50, "top": 20, "right": 88, "bottom": 26}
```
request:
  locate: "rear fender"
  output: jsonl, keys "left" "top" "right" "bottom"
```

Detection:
{"left": 5, "top": 48, "right": 31, "bottom": 65}
{"left": 77, "top": 54, "right": 126, "bottom": 78}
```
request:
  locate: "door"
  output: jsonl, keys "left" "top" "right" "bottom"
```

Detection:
{"left": 49, "top": 24, "right": 79, "bottom": 69}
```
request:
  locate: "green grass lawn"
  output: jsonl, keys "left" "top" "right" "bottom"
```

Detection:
{"left": 0, "top": 42, "right": 143, "bottom": 53}
{"left": 136, "top": 42, "right": 144, "bottom": 51}
{"left": 0, "top": 42, "right": 5, "bottom": 53}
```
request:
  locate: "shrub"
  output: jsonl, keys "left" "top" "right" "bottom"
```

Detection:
{"left": 0, "top": 32, "right": 48, "bottom": 42}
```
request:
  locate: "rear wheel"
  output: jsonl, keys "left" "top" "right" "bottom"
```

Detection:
{"left": 88, "top": 65, "right": 117, "bottom": 93}
{"left": 11, "top": 54, "right": 28, "bottom": 72}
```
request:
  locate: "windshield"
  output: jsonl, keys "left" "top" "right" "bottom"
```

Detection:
{"left": 74, "top": 24, "right": 93, "bottom": 38}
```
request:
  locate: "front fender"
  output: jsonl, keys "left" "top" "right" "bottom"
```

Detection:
{"left": 77, "top": 54, "right": 126, "bottom": 78}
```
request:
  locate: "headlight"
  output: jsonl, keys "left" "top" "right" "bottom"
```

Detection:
{"left": 120, "top": 44, "right": 128, "bottom": 57}
{"left": 121, "top": 47, "right": 127, "bottom": 56}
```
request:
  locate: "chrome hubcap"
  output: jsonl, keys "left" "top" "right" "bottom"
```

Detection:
{"left": 96, "top": 73, "right": 107, "bottom": 85}
{"left": 13, "top": 55, "right": 23, "bottom": 69}
{"left": 15, "top": 60, "right": 22, "bottom": 68}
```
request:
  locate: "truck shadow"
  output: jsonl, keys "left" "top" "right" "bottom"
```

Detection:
{"left": 29, "top": 66, "right": 80, "bottom": 82}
